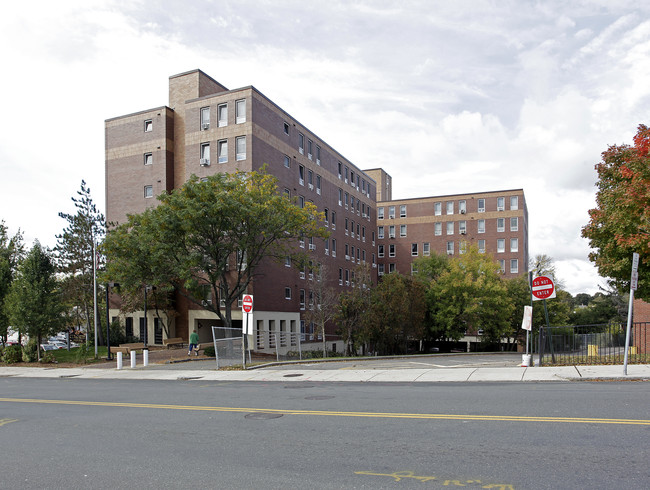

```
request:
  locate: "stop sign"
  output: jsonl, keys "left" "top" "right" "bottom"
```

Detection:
{"left": 531, "top": 276, "right": 556, "bottom": 301}
{"left": 242, "top": 294, "right": 254, "bottom": 313}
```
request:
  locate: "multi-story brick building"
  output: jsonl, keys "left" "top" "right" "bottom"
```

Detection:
{"left": 366, "top": 169, "right": 528, "bottom": 277}
{"left": 105, "top": 69, "right": 529, "bottom": 350}
{"left": 105, "top": 69, "right": 378, "bottom": 350}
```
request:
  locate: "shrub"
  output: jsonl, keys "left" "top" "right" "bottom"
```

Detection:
{"left": 3, "top": 344, "right": 22, "bottom": 364}
{"left": 203, "top": 346, "right": 215, "bottom": 357}
{"left": 75, "top": 342, "right": 91, "bottom": 364}
{"left": 22, "top": 340, "right": 38, "bottom": 362}
{"left": 39, "top": 351, "right": 56, "bottom": 364}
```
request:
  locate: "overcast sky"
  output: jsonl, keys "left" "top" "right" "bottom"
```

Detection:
{"left": 1, "top": 0, "right": 648, "bottom": 295}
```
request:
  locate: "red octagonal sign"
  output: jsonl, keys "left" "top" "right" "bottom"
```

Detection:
{"left": 531, "top": 276, "right": 556, "bottom": 301}
{"left": 242, "top": 294, "right": 254, "bottom": 313}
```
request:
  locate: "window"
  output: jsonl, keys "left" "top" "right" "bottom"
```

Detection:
{"left": 325, "top": 238, "right": 330, "bottom": 254}
{"left": 400, "top": 205, "right": 407, "bottom": 218}
{"left": 423, "top": 242, "right": 430, "bottom": 256}
{"left": 378, "top": 264, "right": 385, "bottom": 276}
{"left": 307, "top": 139, "right": 313, "bottom": 160}
{"left": 144, "top": 119, "right": 152, "bottom": 132}
{"left": 331, "top": 211, "right": 336, "bottom": 229}
{"left": 447, "top": 241, "right": 454, "bottom": 255}
{"left": 510, "top": 217, "right": 518, "bottom": 232}
{"left": 308, "top": 169, "right": 313, "bottom": 188}
{"left": 459, "top": 200, "right": 466, "bottom": 214}
{"left": 497, "top": 218, "right": 505, "bottom": 232}
{"left": 510, "top": 196, "right": 519, "bottom": 210}
{"left": 218, "top": 140, "right": 228, "bottom": 163}
{"left": 499, "top": 260, "right": 506, "bottom": 274}
{"left": 345, "top": 166, "right": 349, "bottom": 183}
{"left": 235, "top": 99, "right": 246, "bottom": 123}
{"left": 298, "top": 133, "right": 304, "bottom": 154}
{"left": 284, "top": 155, "right": 290, "bottom": 168}
{"left": 478, "top": 199, "right": 486, "bottom": 212}
{"left": 411, "top": 262, "right": 418, "bottom": 275}
{"left": 218, "top": 104, "right": 228, "bottom": 127}
{"left": 332, "top": 238, "right": 337, "bottom": 256}
{"left": 316, "top": 175, "right": 321, "bottom": 195}
{"left": 144, "top": 152, "right": 152, "bottom": 166}
{"left": 497, "top": 197, "right": 505, "bottom": 211}
{"left": 299, "top": 289, "right": 305, "bottom": 310}
{"left": 459, "top": 220, "right": 466, "bottom": 235}
{"left": 510, "top": 238, "right": 519, "bottom": 252}
{"left": 284, "top": 121, "right": 290, "bottom": 135}
{"left": 446, "top": 202, "right": 454, "bottom": 215}
{"left": 378, "top": 226, "right": 384, "bottom": 239}
{"left": 434, "top": 222, "right": 442, "bottom": 236}
{"left": 478, "top": 219, "right": 485, "bottom": 233}
{"left": 389, "top": 263, "right": 396, "bottom": 273}
{"left": 350, "top": 170, "right": 355, "bottom": 187}
{"left": 459, "top": 241, "right": 467, "bottom": 254}
{"left": 285, "top": 287, "right": 292, "bottom": 300}
{"left": 400, "top": 224, "right": 407, "bottom": 237}
{"left": 388, "top": 206, "right": 395, "bottom": 219}
{"left": 144, "top": 185, "right": 153, "bottom": 198}
{"left": 283, "top": 188, "right": 290, "bottom": 199}
{"left": 236, "top": 136, "right": 246, "bottom": 160}
{"left": 447, "top": 222, "right": 454, "bottom": 235}
{"left": 411, "top": 243, "right": 418, "bottom": 256}
{"left": 478, "top": 239, "right": 485, "bottom": 253}
{"left": 497, "top": 239, "right": 505, "bottom": 253}
{"left": 378, "top": 244, "right": 384, "bottom": 258}
{"left": 201, "top": 107, "right": 210, "bottom": 129}
{"left": 316, "top": 146, "right": 321, "bottom": 165}
{"left": 338, "top": 161, "right": 342, "bottom": 179}
{"left": 378, "top": 207, "right": 384, "bottom": 219}
{"left": 200, "top": 143, "right": 210, "bottom": 165}
{"left": 434, "top": 202, "right": 442, "bottom": 216}
{"left": 389, "top": 225, "right": 395, "bottom": 238}
{"left": 298, "top": 165, "right": 305, "bottom": 185}
{"left": 285, "top": 256, "right": 291, "bottom": 267}
{"left": 510, "top": 259, "right": 519, "bottom": 274}
{"left": 298, "top": 195, "right": 305, "bottom": 208}
{"left": 389, "top": 244, "right": 395, "bottom": 257}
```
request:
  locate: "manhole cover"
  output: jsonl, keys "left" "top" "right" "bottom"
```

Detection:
{"left": 305, "top": 395, "right": 335, "bottom": 401}
{"left": 283, "top": 373, "right": 304, "bottom": 378}
{"left": 245, "top": 412, "right": 284, "bottom": 420}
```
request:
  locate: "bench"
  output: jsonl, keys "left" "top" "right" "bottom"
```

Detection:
{"left": 114, "top": 342, "right": 146, "bottom": 357}
{"left": 163, "top": 337, "right": 185, "bottom": 349}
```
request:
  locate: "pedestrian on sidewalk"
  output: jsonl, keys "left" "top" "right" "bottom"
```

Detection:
{"left": 188, "top": 330, "right": 199, "bottom": 356}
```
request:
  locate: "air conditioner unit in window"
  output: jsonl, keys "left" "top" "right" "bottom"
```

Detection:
{"left": 460, "top": 209, "right": 466, "bottom": 214}
{"left": 202, "top": 123, "right": 210, "bottom": 130}
{"left": 372, "top": 263, "right": 377, "bottom": 268}
{"left": 497, "top": 206, "right": 504, "bottom": 211}
{"left": 200, "top": 158, "right": 210, "bottom": 166}
{"left": 309, "top": 244, "right": 315, "bottom": 250}
{"left": 460, "top": 231, "right": 467, "bottom": 235}
{"left": 447, "top": 250, "right": 454, "bottom": 255}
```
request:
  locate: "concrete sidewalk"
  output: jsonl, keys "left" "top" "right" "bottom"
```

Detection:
{"left": 1, "top": 363, "right": 649, "bottom": 383}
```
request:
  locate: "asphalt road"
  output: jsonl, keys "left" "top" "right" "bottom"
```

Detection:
{"left": 1, "top": 377, "right": 648, "bottom": 489}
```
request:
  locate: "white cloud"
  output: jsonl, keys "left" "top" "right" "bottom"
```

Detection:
{"left": 2, "top": 0, "right": 650, "bottom": 297}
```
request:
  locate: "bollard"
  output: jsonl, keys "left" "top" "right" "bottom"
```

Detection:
{"left": 143, "top": 349, "right": 149, "bottom": 367}
{"left": 131, "top": 352, "right": 136, "bottom": 368}
{"left": 117, "top": 351, "right": 123, "bottom": 370}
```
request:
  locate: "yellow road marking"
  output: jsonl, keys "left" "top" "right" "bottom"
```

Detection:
{"left": 0, "top": 417, "right": 18, "bottom": 427}
{"left": 0, "top": 397, "right": 648, "bottom": 426}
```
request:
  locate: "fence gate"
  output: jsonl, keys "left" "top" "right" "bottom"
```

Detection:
{"left": 211, "top": 326, "right": 250, "bottom": 369}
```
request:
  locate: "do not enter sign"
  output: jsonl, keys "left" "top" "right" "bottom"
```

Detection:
{"left": 242, "top": 294, "right": 254, "bottom": 313}
{"left": 531, "top": 276, "right": 556, "bottom": 301}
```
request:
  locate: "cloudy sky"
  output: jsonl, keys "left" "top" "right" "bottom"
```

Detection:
{"left": 1, "top": 0, "right": 648, "bottom": 295}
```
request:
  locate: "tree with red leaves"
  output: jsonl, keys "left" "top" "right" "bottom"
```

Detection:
{"left": 582, "top": 124, "right": 650, "bottom": 300}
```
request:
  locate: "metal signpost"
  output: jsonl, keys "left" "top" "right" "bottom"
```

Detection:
{"left": 623, "top": 253, "right": 639, "bottom": 375}
{"left": 241, "top": 294, "right": 253, "bottom": 369}
{"left": 532, "top": 275, "right": 556, "bottom": 365}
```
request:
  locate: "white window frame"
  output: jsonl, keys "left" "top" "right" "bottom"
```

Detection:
{"left": 144, "top": 119, "right": 152, "bottom": 132}
{"left": 235, "top": 99, "right": 246, "bottom": 124}
{"left": 497, "top": 239, "right": 505, "bottom": 253}
{"left": 298, "top": 133, "right": 304, "bottom": 154}
{"left": 497, "top": 197, "right": 505, "bottom": 211}
{"left": 478, "top": 199, "right": 486, "bottom": 213}
{"left": 284, "top": 155, "right": 290, "bottom": 168}
{"left": 478, "top": 239, "right": 485, "bottom": 254}
{"left": 510, "top": 238, "right": 519, "bottom": 252}
{"left": 388, "top": 206, "right": 395, "bottom": 219}
{"left": 236, "top": 136, "right": 246, "bottom": 161}
{"left": 400, "top": 205, "right": 407, "bottom": 218}
{"left": 478, "top": 219, "right": 485, "bottom": 233}
{"left": 423, "top": 242, "right": 430, "bottom": 256}
{"left": 400, "top": 224, "right": 407, "bottom": 237}
{"left": 378, "top": 207, "right": 384, "bottom": 220}
{"left": 389, "top": 244, "right": 396, "bottom": 257}
{"left": 510, "top": 196, "right": 519, "bottom": 210}
{"left": 447, "top": 222, "right": 454, "bottom": 235}
{"left": 434, "top": 222, "right": 442, "bottom": 236}
{"left": 218, "top": 140, "right": 228, "bottom": 164}
{"left": 510, "top": 217, "right": 519, "bottom": 232}
{"left": 218, "top": 103, "right": 228, "bottom": 127}
{"left": 510, "top": 259, "right": 519, "bottom": 274}
{"left": 201, "top": 107, "right": 210, "bottom": 129}
{"left": 497, "top": 218, "right": 505, "bottom": 232}
{"left": 446, "top": 202, "right": 454, "bottom": 215}
{"left": 411, "top": 243, "right": 418, "bottom": 256}
{"left": 378, "top": 226, "right": 384, "bottom": 239}
{"left": 459, "top": 200, "right": 466, "bottom": 214}
{"left": 434, "top": 202, "right": 442, "bottom": 216}
{"left": 144, "top": 185, "right": 153, "bottom": 198}
{"left": 144, "top": 152, "right": 153, "bottom": 166}
{"left": 200, "top": 143, "right": 210, "bottom": 164}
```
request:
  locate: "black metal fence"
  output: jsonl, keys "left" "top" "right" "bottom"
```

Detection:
{"left": 536, "top": 322, "right": 649, "bottom": 366}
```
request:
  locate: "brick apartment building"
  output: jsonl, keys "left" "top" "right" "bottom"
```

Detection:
{"left": 105, "top": 69, "right": 529, "bottom": 350}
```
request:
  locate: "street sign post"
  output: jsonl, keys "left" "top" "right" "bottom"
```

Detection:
{"left": 624, "top": 253, "right": 640, "bottom": 375}
{"left": 531, "top": 275, "right": 556, "bottom": 301}
{"left": 241, "top": 294, "right": 254, "bottom": 369}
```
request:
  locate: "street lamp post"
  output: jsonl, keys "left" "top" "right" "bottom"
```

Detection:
{"left": 106, "top": 282, "right": 119, "bottom": 360}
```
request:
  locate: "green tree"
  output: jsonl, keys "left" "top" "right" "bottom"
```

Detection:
{"left": 582, "top": 124, "right": 650, "bottom": 300}
{"left": 0, "top": 221, "right": 25, "bottom": 345}
{"left": 365, "top": 273, "right": 426, "bottom": 355}
{"left": 54, "top": 180, "right": 106, "bottom": 343}
{"left": 105, "top": 170, "right": 328, "bottom": 331}
{"left": 302, "top": 263, "right": 340, "bottom": 357}
{"left": 335, "top": 264, "right": 373, "bottom": 356}
{"left": 428, "top": 246, "right": 513, "bottom": 343}
{"left": 6, "top": 243, "right": 65, "bottom": 360}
